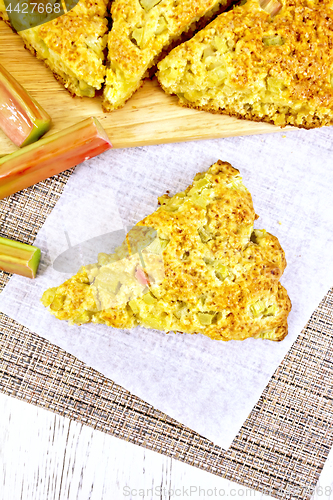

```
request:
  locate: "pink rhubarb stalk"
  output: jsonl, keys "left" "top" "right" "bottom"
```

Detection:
{"left": 0, "top": 117, "right": 112, "bottom": 200}
{"left": 0, "top": 63, "right": 52, "bottom": 147}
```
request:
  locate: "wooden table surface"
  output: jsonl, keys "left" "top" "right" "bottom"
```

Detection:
{"left": 0, "top": 392, "right": 332, "bottom": 500}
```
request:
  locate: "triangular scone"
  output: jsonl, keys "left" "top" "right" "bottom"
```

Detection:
{"left": 102, "top": 0, "right": 232, "bottom": 111}
{"left": 0, "top": 0, "right": 8, "bottom": 22}
{"left": 0, "top": 0, "right": 109, "bottom": 97}
{"left": 41, "top": 161, "right": 291, "bottom": 341}
{"left": 157, "top": 0, "right": 333, "bottom": 129}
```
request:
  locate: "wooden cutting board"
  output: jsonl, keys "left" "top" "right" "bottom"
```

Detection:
{"left": 0, "top": 20, "right": 282, "bottom": 155}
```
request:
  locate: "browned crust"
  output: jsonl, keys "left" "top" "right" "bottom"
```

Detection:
{"left": 156, "top": 0, "right": 333, "bottom": 130}
{"left": 274, "top": 284, "right": 291, "bottom": 341}
{"left": 41, "top": 160, "right": 291, "bottom": 341}
{"left": 273, "top": 323, "right": 289, "bottom": 342}
{"left": 102, "top": 0, "right": 233, "bottom": 112}
{"left": 0, "top": 13, "right": 11, "bottom": 25}
{"left": 155, "top": 0, "right": 234, "bottom": 71}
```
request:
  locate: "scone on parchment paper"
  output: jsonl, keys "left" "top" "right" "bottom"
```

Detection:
{"left": 157, "top": 0, "right": 333, "bottom": 129}
{"left": 102, "top": 0, "right": 232, "bottom": 111}
{"left": 41, "top": 161, "right": 291, "bottom": 341}
{"left": 0, "top": 0, "right": 109, "bottom": 97}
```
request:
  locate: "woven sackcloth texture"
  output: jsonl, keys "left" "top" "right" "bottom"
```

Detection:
{"left": 0, "top": 171, "right": 333, "bottom": 500}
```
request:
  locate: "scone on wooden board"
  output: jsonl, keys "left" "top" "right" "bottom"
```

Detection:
{"left": 102, "top": 0, "right": 232, "bottom": 111}
{"left": 157, "top": 0, "right": 333, "bottom": 129}
{"left": 0, "top": 0, "right": 109, "bottom": 97}
{"left": 0, "top": 0, "right": 231, "bottom": 106}
{"left": 41, "top": 161, "right": 291, "bottom": 341}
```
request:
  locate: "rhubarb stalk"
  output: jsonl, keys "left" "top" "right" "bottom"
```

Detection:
{"left": 0, "top": 117, "right": 112, "bottom": 200}
{"left": 0, "top": 236, "right": 41, "bottom": 278}
{"left": 0, "top": 63, "right": 52, "bottom": 147}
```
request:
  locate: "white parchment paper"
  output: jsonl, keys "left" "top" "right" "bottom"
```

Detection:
{"left": 1, "top": 128, "right": 333, "bottom": 450}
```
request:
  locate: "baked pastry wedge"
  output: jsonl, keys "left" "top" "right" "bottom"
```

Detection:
{"left": 0, "top": 0, "right": 109, "bottom": 97}
{"left": 102, "top": 0, "right": 231, "bottom": 111}
{"left": 41, "top": 161, "right": 291, "bottom": 341}
{"left": 157, "top": 0, "right": 333, "bottom": 128}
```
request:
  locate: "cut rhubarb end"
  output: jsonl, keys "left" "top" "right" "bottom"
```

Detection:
{"left": 0, "top": 117, "right": 112, "bottom": 200}
{"left": 0, "top": 63, "right": 52, "bottom": 148}
{"left": 0, "top": 236, "right": 41, "bottom": 278}
{"left": 259, "top": 0, "right": 282, "bottom": 16}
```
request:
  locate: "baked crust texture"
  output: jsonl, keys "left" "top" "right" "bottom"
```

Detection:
{"left": 1, "top": 0, "right": 109, "bottom": 97}
{"left": 0, "top": 0, "right": 9, "bottom": 21}
{"left": 157, "top": 0, "right": 333, "bottom": 129}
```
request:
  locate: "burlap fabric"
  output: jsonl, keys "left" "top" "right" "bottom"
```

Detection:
{"left": 0, "top": 171, "right": 332, "bottom": 500}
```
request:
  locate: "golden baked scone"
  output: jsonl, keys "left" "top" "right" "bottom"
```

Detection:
{"left": 0, "top": 0, "right": 8, "bottom": 22}
{"left": 0, "top": 0, "right": 109, "bottom": 97}
{"left": 102, "top": 0, "right": 231, "bottom": 111}
{"left": 41, "top": 161, "right": 291, "bottom": 341}
{"left": 157, "top": 0, "right": 333, "bottom": 129}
